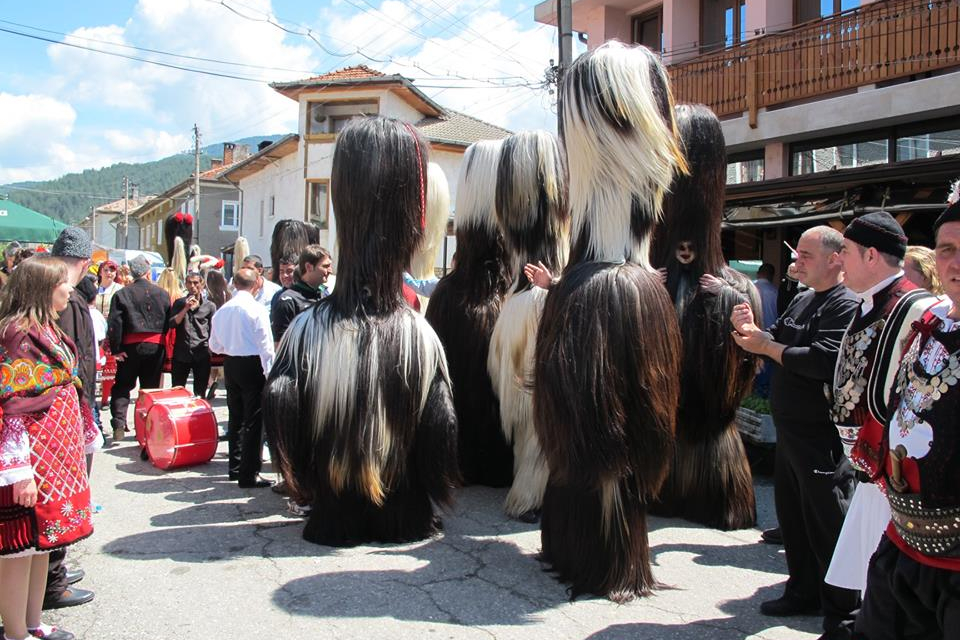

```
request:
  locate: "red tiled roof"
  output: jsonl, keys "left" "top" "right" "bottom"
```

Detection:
{"left": 300, "top": 65, "right": 385, "bottom": 84}
{"left": 416, "top": 110, "right": 512, "bottom": 147}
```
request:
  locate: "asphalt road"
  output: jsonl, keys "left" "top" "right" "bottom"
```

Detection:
{"left": 44, "top": 397, "right": 822, "bottom": 640}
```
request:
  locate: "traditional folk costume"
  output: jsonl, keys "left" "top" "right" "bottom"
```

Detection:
{"left": 825, "top": 270, "right": 931, "bottom": 592}
{"left": 263, "top": 117, "right": 458, "bottom": 546}
{"left": 0, "top": 324, "right": 99, "bottom": 556}
{"left": 487, "top": 130, "right": 569, "bottom": 521}
{"left": 425, "top": 141, "right": 514, "bottom": 488}
{"left": 649, "top": 104, "right": 760, "bottom": 531}
{"left": 533, "top": 42, "right": 686, "bottom": 601}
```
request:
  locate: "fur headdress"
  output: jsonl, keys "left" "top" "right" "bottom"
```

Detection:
{"left": 232, "top": 237, "right": 249, "bottom": 276}
{"left": 410, "top": 163, "right": 450, "bottom": 281}
{"left": 494, "top": 130, "right": 569, "bottom": 292}
{"left": 163, "top": 211, "right": 193, "bottom": 263}
{"left": 561, "top": 41, "right": 687, "bottom": 267}
{"left": 270, "top": 220, "right": 320, "bottom": 284}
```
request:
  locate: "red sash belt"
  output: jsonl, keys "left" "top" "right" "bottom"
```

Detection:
{"left": 122, "top": 332, "right": 163, "bottom": 345}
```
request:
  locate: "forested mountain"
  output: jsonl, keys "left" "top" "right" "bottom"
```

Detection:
{"left": 1, "top": 135, "right": 285, "bottom": 223}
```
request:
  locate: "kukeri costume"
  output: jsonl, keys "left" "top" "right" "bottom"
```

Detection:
{"left": 425, "top": 141, "right": 514, "bottom": 488}
{"left": 487, "top": 130, "right": 569, "bottom": 520}
{"left": 533, "top": 42, "right": 685, "bottom": 600}
{"left": 649, "top": 104, "right": 760, "bottom": 531}
{"left": 263, "top": 117, "right": 458, "bottom": 546}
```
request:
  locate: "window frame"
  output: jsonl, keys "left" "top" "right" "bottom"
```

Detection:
{"left": 220, "top": 200, "right": 241, "bottom": 231}
{"left": 305, "top": 98, "right": 381, "bottom": 142}
{"left": 306, "top": 179, "right": 330, "bottom": 230}
{"left": 630, "top": 7, "right": 663, "bottom": 53}
{"left": 700, "top": 0, "right": 747, "bottom": 54}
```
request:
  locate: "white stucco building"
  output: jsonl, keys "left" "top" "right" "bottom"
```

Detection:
{"left": 232, "top": 65, "right": 511, "bottom": 267}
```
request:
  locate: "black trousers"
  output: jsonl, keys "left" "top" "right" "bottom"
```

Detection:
{"left": 44, "top": 547, "right": 67, "bottom": 599}
{"left": 774, "top": 425, "right": 860, "bottom": 632}
{"left": 109, "top": 342, "right": 164, "bottom": 430}
{"left": 171, "top": 350, "right": 211, "bottom": 398}
{"left": 855, "top": 537, "right": 960, "bottom": 640}
{"left": 224, "top": 356, "right": 265, "bottom": 481}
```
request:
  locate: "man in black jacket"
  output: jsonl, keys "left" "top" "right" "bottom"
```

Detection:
{"left": 270, "top": 245, "right": 331, "bottom": 344}
{"left": 169, "top": 271, "right": 217, "bottom": 397}
{"left": 732, "top": 226, "right": 860, "bottom": 640}
{"left": 47, "top": 226, "right": 97, "bottom": 610}
{"left": 107, "top": 254, "right": 170, "bottom": 441}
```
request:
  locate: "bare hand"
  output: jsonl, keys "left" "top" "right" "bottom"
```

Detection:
{"left": 699, "top": 273, "right": 724, "bottom": 295}
{"left": 523, "top": 261, "right": 554, "bottom": 290}
{"left": 114, "top": 352, "right": 127, "bottom": 362}
{"left": 731, "top": 328, "right": 771, "bottom": 356}
{"left": 13, "top": 478, "right": 38, "bottom": 508}
{"left": 657, "top": 267, "right": 668, "bottom": 285}
{"left": 187, "top": 296, "right": 200, "bottom": 311}
{"left": 730, "top": 302, "right": 758, "bottom": 335}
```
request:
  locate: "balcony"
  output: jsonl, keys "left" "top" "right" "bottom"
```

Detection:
{"left": 668, "top": 0, "right": 960, "bottom": 127}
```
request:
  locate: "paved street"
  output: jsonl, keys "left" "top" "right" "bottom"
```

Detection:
{"left": 47, "top": 397, "right": 822, "bottom": 640}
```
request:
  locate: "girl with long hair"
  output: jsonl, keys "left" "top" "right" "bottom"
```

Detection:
{"left": 0, "top": 256, "right": 99, "bottom": 640}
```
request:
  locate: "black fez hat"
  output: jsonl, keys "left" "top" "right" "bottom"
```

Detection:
{"left": 935, "top": 179, "right": 960, "bottom": 233}
{"left": 843, "top": 211, "right": 907, "bottom": 259}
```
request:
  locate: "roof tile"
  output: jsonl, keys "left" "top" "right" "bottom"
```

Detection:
{"left": 415, "top": 110, "right": 512, "bottom": 147}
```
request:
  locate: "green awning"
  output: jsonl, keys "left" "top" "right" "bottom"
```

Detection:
{"left": 0, "top": 199, "right": 68, "bottom": 243}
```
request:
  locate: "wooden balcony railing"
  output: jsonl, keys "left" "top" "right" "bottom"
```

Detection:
{"left": 668, "top": 0, "right": 960, "bottom": 127}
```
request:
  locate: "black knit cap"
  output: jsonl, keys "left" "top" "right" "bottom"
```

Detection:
{"left": 50, "top": 227, "right": 92, "bottom": 259}
{"left": 935, "top": 200, "right": 960, "bottom": 233}
{"left": 843, "top": 211, "right": 907, "bottom": 259}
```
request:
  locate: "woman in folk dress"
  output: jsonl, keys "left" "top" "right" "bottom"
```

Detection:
{"left": 0, "top": 256, "right": 100, "bottom": 640}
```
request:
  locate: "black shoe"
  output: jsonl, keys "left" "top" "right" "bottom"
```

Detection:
{"left": 761, "top": 526, "right": 783, "bottom": 545}
{"left": 759, "top": 595, "right": 820, "bottom": 617}
{"left": 65, "top": 568, "right": 85, "bottom": 585}
{"left": 817, "top": 626, "right": 854, "bottom": 640}
{"left": 517, "top": 509, "right": 541, "bottom": 524}
{"left": 238, "top": 476, "right": 273, "bottom": 489}
{"left": 229, "top": 472, "right": 239, "bottom": 481}
{"left": 30, "top": 626, "right": 76, "bottom": 639}
{"left": 206, "top": 381, "right": 218, "bottom": 399}
{"left": 271, "top": 480, "right": 288, "bottom": 495}
{"left": 42, "top": 587, "right": 95, "bottom": 610}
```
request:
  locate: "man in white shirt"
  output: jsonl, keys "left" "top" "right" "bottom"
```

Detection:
{"left": 242, "top": 254, "right": 282, "bottom": 311}
{"left": 210, "top": 267, "right": 275, "bottom": 489}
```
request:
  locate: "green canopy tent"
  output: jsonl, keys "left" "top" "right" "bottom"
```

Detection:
{"left": 0, "top": 199, "right": 68, "bottom": 243}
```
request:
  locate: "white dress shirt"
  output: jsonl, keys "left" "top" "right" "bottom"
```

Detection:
{"left": 855, "top": 271, "right": 903, "bottom": 315}
{"left": 209, "top": 290, "right": 275, "bottom": 374}
{"left": 255, "top": 279, "right": 283, "bottom": 310}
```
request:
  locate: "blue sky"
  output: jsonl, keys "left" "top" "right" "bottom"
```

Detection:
{"left": 0, "top": 0, "right": 560, "bottom": 183}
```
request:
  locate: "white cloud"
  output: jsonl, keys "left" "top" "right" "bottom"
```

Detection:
{"left": 0, "top": 93, "right": 77, "bottom": 182}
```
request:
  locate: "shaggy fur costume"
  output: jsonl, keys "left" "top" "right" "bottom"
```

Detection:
{"left": 263, "top": 117, "right": 458, "bottom": 546}
{"left": 269, "top": 220, "right": 320, "bottom": 285}
{"left": 650, "top": 104, "right": 760, "bottom": 531}
{"left": 487, "top": 131, "right": 569, "bottom": 519}
{"left": 410, "top": 163, "right": 450, "bottom": 282}
{"left": 164, "top": 211, "right": 193, "bottom": 264}
{"left": 425, "top": 141, "right": 514, "bottom": 487}
{"left": 534, "top": 42, "right": 685, "bottom": 601}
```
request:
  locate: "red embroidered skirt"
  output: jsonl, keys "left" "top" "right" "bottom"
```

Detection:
{"left": 0, "top": 385, "right": 93, "bottom": 555}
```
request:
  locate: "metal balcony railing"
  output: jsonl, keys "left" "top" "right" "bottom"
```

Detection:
{"left": 668, "top": 0, "right": 960, "bottom": 126}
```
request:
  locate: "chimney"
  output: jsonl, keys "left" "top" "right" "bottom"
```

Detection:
{"left": 258, "top": 140, "right": 273, "bottom": 152}
{"left": 210, "top": 159, "right": 223, "bottom": 170}
{"left": 223, "top": 142, "right": 236, "bottom": 166}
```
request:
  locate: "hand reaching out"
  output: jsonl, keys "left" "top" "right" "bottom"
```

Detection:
{"left": 730, "top": 302, "right": 758, "bottom": 336}
{"left": 657, "top": 267, "right": 668, "bottom": 285}
{"left": 523, "top": 261, "right": 555, "bottom": 290}
{"left": 699, "top": 273, "right": 724, "bottom": 295}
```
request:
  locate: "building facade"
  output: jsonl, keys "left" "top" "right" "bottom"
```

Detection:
{"left": 536, "top": 0, "right": 960, "bottom": 276}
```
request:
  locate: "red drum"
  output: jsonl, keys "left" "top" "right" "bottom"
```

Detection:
{"left": 134, "top": 387, "right": 193, "bottom": 448}
{"left": 145, "top": 398, "right": 218, "bottom": 470}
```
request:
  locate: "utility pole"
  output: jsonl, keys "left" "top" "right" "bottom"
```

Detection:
{"left": 122, "top": 176, "right": 129, "bottom": 250}
{"left": 557, "top": 0, "right": 573, "bottom": 129}
{"left": 193, "top": 124, "right": 201, "bottom": 245}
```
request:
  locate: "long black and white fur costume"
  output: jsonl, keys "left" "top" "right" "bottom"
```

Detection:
{"left": 270, "top": 219, "right": 320, "bottom": 285}
{"left": 263, "top": 116, "right": 458, "bottom": 546}
{"left": 164, "top": 211, "right": 193, "bottom": 264}
{"left": 487, "top": 131, "right": 569, "bottom": 520}
{"left": 425, "top": 141, "right": 514, "bottom": 488}
{"left": 650, "top": 104, "right": 760, "bottom": 531}
{"left": 533, "top": 42, "right": 685, "bottom": 601}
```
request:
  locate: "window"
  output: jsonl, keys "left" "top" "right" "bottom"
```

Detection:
{"left": 727, "top": 157, "right": 765, "bottom": 184}
{"left": 307, "top": 181, "right": 329, "bottom": 229}
{"left": 259, "top": 199, "right": 265, "bottom": 237}
{"left": 156, "top": 219, "right": 162, "bottom": 244}
{"left": 791, "top": 139, "right": 888, "bottom": 175}
{"left": 897, "top": 128, "right": 960, "bottom": 161}
{"left": 701, "top": 0, "right": 747, "bottom": 53}
{"left": 306, "top": 100, "right": 379, "bottom": 137}
{"left": 795, "top": 0, "right": 859, "bottom": 23}
{"left": 631, "top": 9, "right": 663, "bottom": 53}
{"left": 221, "top": 201, "right": 240, "bottom": 230}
